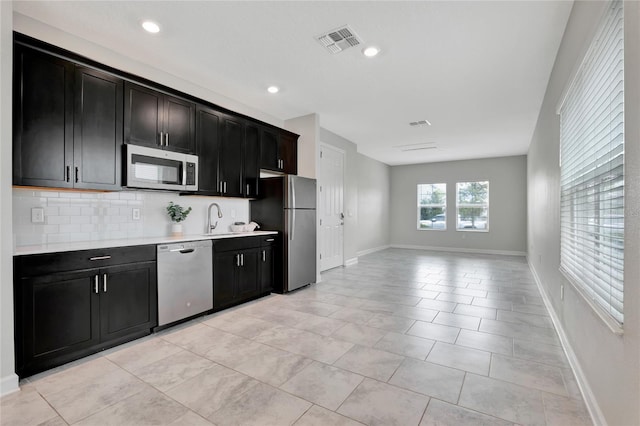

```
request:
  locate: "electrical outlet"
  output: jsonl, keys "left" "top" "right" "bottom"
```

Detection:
{"left": 132, "top": 208, "right": 141, "bottom": 220}
{"left": 31, "top": 207, "right": 44, "bottom": 223}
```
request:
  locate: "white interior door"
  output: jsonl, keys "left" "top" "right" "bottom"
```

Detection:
{"left": 319, "top": 144, "right": 344, "bottom": 271}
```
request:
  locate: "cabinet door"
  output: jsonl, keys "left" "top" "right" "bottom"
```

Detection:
{"left": 124, "top": 82, "right": 162, "bottom": 148}
{"left": 213, "top": 251, "right": 237, "bottom": 309}
{"left": 237, "top": 248, "right": 259, "bottom": 299}
{"left": 196, "top": 106, "right": 222, "bottom": 193}
{"left": 260, "top": 245, "right": 274, "bottom": 293}
{"left": 219, "top": 116, "right": 244, "bottom": 197}
{"left": 163, "top": 95, "right": 196, "bottom": 154}
{"left": 260, "top": 128, "right": 280, "bottom": 171}
{"left": 74, "top": 67, "right": 123, "bottom": 190}
{"left": 280, "top": 133, "right": 298, "bottom": 175}
{"left": 16, "top": 271, "right": 100, "bottom": 377}
{"left": 99, "top": 262, "right": 157, "bottom": 342}
{"left": 13, "top": 45, "right": 74, "bottom": 188}
{"left": 244, "top": 123, "right": 260, "bottom": 197}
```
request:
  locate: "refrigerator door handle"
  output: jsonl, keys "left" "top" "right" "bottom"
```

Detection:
{"left": 290, "top": 208, "right": 296, "bottom": 241}
{"left": 291, "top": 177, "right": 296, "bottom": 209}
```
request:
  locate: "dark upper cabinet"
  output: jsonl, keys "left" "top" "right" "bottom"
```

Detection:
{"left": 244, "top": 123, "right": 260, "bottom": 198}
{"left": 124, "top": 81, "right": 195, "bottom": 154}
{"left": 259, "top": 128, "right": 298, "bottom": 174}
{"left": 73, "top": 67, "right": 123, "bottom": 190}
{"left": 196, "top": 106, "right": 222, "bottom": 193}
{"left": 13, "top": 45, "right": 122, "bottom": 190}
{"left": 219, "top": 115, "right": 244, "bottom": 197}
{"left": 13, "top": 45, "right": 74, "bottom": 188}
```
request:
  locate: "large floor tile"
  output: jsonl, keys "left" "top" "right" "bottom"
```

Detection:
{"left": 433, "top": 311, "right": 480, "bottom": 331}
{"left": 160, "top": 322, "right": 227, "bottom": 355}
{"left": 203, "top": 332, "right": 276, "bottom": 368}
{"left": 165, "top": 364, "right": 258, "bottom": 419}
{"left": 542, "top": 393, "right": 592, "bottom": 426}
{"left": 407, "top": 321, "right": 461, "bottom": 344}
{"left": 329, "top": 307, "right": 377, "bottom": 324}
{"left": 458, "top": 373, "right": 546, "bottom": 425}
{"left": 366, "top": 313, "right": 415, "bottom": 333}
{"left": 454, "top": 328, "right": 513, "bottom": 356}
{"left": 420, "top": 398, "right": 514, "bottom": 426}
{"left": 427, "top": 341, "right": 491, "bottom": 375}
{"left": 479, "top": 318, "right": 560, "bottom": 346}
{"left": 374, "top": 332, "right": 435, "bottom": 360}
{"left": 497, "top": 309, "right": 554, "bottom": 329}
{"left": 168, "top": 410, "right": 214, "bottom": 426}
{"left": 0, "top": 386, "right": 60, "bottom": 426}
{"left": 255, "top": 326, "right": 354, "bottom": 364}
{"left": 234, "top": 345, "right": 313, "bottom": 387}
{"left": 490, "top": 354, "right": 568, "bottom": 396}
{"left": 280, "top": 361, "right": 364, "bottom": 410}
{"left": 334, "top": 345, "right": 405, "bottom": 381}
{"left": 74, "top": 386, "right": 187, "bottom": 425}
{"left": 454, "top": 303, "right": 498, "bottom": 319}
{"left": 388, "top": 358, "right": 465, "bottom": 403}
{"left": 202, "top": 312, "right": 279, "bottom": 338}
{"left": 131, "top": 350, "right": 215, "bottom": 391}
{"left": 337, "top": 378, "right": 429, "bottom": 426}
{"left": 105, "top": 337, "right": 183, "bottom": 372}
{"left": 514, "top": 338, "right": 570, "bottom": 367}
{"left": 331, "top": 323, "right": 387, "bottom": 346}
{"left": 293, "top": 405, "right": 364, "bottom": 426}
{"left": 208, "top": 382, "right": 311, "bottom": 426}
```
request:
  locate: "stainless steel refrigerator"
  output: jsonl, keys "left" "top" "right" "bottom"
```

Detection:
{"left": 250, "top": 176, "right": 317, "bottom": 293}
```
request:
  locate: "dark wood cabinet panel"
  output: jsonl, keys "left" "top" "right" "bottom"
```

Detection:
{"left": 219, "top": 116, "right": 244, "bottom": 197}
{"left": 99, "top": 262, "right": 157, "bottom": 341}
{"left": 13, "top": 45, "right": 74, "bottom": 187}
{"left": 237, "top": 249, "right": 259, "bottom": 299}
{"left": 124, "top": 81, "right": 195, "bottom": 154}
{"left": 74, "top": 67, "right": 123, "bottom": 190}
{"left": 260, "top": 128, "right": 279, "bottom": 171}
{"left": 213, "top": 251, "right": 237, "bottom": 309}
{"left": 244, "top": 123, "right": 260, "bottom": 197}
{"left": 280, "top": 132, "right": 298, "bottom": 175}
{"left": 196, "top": 106, "right": 222, "bottom": 194}
{"left": 164, "top": 95, "right": 196, "bottom": 154}
{"left": 14, "top": 246, "right": 157, "bottom": 378}
{"left": 124, "top": 82, "right": 161, "bottom": 148}
{"left": 260, "top": 245, "right": 274, "bottom": 293}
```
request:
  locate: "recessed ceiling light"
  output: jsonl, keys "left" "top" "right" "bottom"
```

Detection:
{"left": 142, "top": 20, "right": 160, "bottom": 34}
{"left": 267, "top": 86, "right": 280, "bottom": 94}
{"left": 363, "top": 46, "right": 380, "bottom": 57}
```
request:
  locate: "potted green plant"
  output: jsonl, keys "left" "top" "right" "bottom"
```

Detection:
{"left": 166, "top": 201, "right": 192, "bottom": 236}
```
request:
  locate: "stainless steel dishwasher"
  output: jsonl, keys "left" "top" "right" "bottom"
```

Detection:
{"left": 157, "top": 240, "right": 213, "bottom": 326}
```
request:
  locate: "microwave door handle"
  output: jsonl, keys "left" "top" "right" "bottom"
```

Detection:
{"left": 182, "top": 163, "right": 187, "bottom": 187}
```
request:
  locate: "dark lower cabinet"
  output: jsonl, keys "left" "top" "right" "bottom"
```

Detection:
{"left": 14, "top": 246, "right": 157, "bottom": 378}
{"left": 212, "top": 236, "right": 275, "bottom": 310}
{"left": 260, "top": 237, "right": 276, "bottom": 293}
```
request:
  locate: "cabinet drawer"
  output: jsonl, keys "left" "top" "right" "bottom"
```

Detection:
{"left": 15, "top": 245, "right": 156, "bottom": 277}
{"left": 212, "top": 236, "right": 262, "bottom": 252}
{"left": 261, "top": 235, "right": 278, "bottom": 247}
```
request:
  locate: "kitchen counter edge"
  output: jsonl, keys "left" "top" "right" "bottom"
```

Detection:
{"left": 14, "top": 231, "right": 279, "bottom": 256}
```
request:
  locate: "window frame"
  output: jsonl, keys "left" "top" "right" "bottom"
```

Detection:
{"left": 455, "top": 181, "right": 489, "bottom": 232}
{"left": 417, "top": 183, "right": 447, "bottom": 231}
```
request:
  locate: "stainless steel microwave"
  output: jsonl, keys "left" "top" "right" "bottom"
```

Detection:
{"left": 124, "top": 144, "right": 198, "bottom": 191}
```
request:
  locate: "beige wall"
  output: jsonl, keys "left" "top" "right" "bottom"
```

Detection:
{"left": 1, "top": 0, "right": 17, "bottom": 395}
{"left": 527, "top": 1, "right": 640, "bottom": 424}
{"left": 390, "top": 156, "right": 527, "bottom": 255}
{"left": 357, "top": 153, "right": 390, "bottom": 255}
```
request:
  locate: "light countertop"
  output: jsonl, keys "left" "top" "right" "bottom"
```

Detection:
{"left": 14, "top": 230, "right": 279, "bottom": 256}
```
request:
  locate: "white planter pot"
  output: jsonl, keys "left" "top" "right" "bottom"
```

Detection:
{"left": 171, "top": 223, "right": 183, "bottom": 237}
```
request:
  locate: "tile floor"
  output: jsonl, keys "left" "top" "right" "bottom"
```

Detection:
{"left": 1, "top": 248, "right": 592, "bottom": 425}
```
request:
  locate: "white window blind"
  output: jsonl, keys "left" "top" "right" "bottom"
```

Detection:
{"left": 559, "top": 0, "right": 624, "bottom": 325}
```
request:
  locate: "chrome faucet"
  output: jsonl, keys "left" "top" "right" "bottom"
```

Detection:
{"left": 207, "top": 203, "right": 223, "bottom": 233}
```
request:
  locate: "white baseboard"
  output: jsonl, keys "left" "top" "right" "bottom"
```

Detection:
{"left": 527, "top": 259, "right": 605, "bottom": 426}
{"left": 1, "top": 373, "right": 19, "bottom": 397}
{"left": 344, "top": 257, "right": 358, "bottom": 267}
{"left": 390, "top": 244, "right": 526, "bottom": 257}
{"left": 356, "top": 245, "right": 391, "bottom": 257}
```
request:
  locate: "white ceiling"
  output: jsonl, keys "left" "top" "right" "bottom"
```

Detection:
{"left": 13, "top": 1, "right": 573, "bottom": 166}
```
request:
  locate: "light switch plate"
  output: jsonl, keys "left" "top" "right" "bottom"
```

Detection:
{"left": 31, "top": 207, "right": 45, "bottom": 223}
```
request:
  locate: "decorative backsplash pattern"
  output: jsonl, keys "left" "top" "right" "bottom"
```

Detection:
{"left": 12, "top": 188, "right": 250, "bottom": 248}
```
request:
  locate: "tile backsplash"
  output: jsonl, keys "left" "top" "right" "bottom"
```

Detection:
{"left": 13, "top": 188, "right": 251, "bottom": 247}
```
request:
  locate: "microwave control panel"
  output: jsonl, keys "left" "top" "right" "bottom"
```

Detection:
{"left": 186, "top": 162, "right": 196, "bottom": 186}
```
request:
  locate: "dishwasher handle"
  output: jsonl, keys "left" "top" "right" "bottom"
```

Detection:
{"left": 169, "top": 248, "right": 196, "bottom": 254}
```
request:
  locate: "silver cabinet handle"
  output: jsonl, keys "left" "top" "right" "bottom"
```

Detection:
{"left": 159, "top": 132, "right": 164, "bottom": 146}
{"left": 241, "top": 253, "right": 244, "bottom": 266}
{"left": 266, "top": 238, "right": 275, "bottom": 242}
{"left": 166, "top": 133, "right": 169, "bottom": 146}
{"left": 236, "top": 254, "right": 240, "bottom": 267}
{"left": 219, "top": 181, "right": 223, "bottom": 193}
{"left": 223, "top": 182, "right": 227, "bottom": 193}
{"left": 262, "top": 250, "right": 266, "bottom": 262}
{"left": 103, "top": 274, "right": 108, "bottom": 292}
{"left": 89, "top": 255, "right": 111, "bottom": 261}
{"left": 94, "top": 275, "right": 99, "bottom": 293}
{"left": 246, "top": 184, "right": 250, "bottom": 195}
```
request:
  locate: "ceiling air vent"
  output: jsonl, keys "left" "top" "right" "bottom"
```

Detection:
{"left": 317, "top": 25, "right": 362, "bottom": 54}
{"left": 409, "top": 120, "right": 432, "bottom": 127}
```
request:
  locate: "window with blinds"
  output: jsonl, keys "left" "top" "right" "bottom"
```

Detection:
{"left": 559, "top": 0, "right": 624, "bottom": 326}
